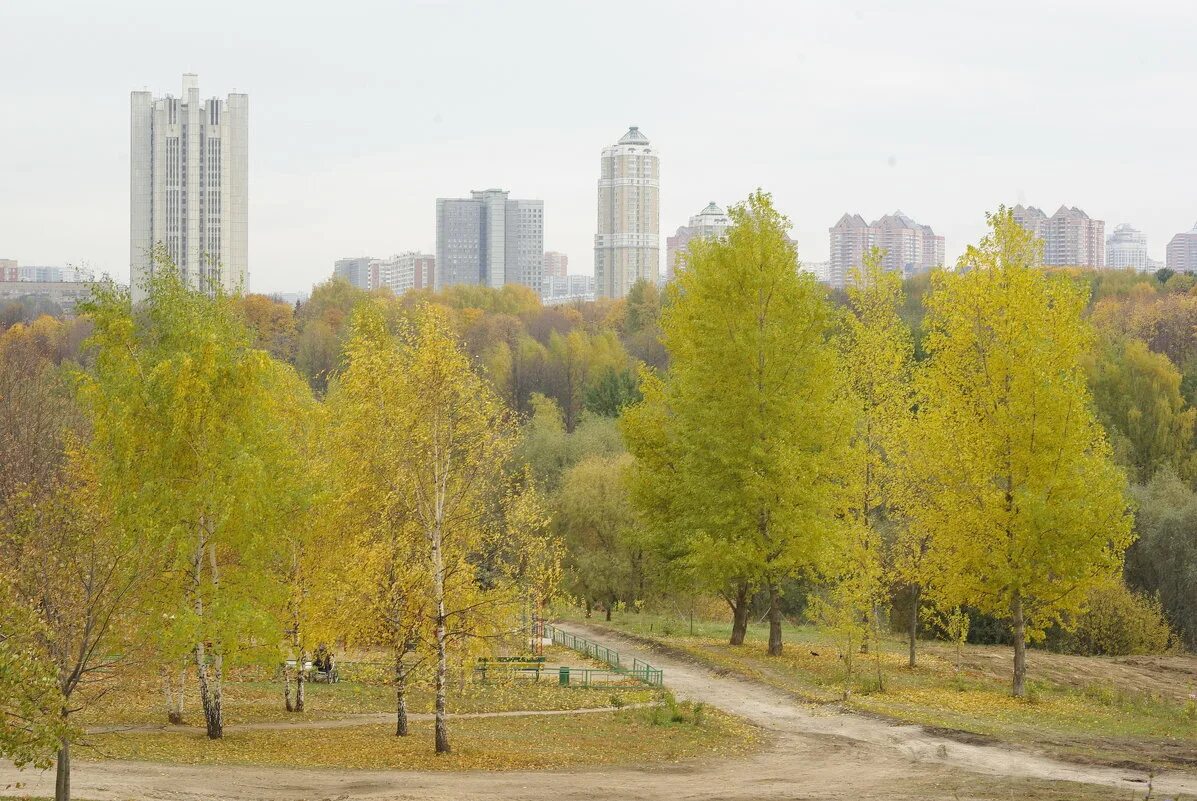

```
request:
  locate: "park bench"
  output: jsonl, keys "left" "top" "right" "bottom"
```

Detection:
{"left": 284, "top": 658, "right": 339, "bottom": 684}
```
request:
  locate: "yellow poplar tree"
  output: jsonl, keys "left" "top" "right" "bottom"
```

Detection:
{"left": 912, "top": 208, "right": 1134, "bottom": 696}
{"left": 624, "top": 191, "right": 847, "bottom": 656}
{"left": 826, "top": 248, "right": 915, "bottom": 683}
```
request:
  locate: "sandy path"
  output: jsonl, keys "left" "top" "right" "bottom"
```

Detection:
{"left": 1, "top": 622, "right": 1192, "bottom": 800}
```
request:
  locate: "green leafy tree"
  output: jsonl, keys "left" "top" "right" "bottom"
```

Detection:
{"left": 1128, "top": 468, "right": 1197, "bottom": 650}
{"left": 911, "top": 208, "right": 1134, "bottom": 696}
{"left": 584, "top": 366, "right": 641, "bottom": 417}
{"left": 556, "top": 454, "right": 642, "bottom": 619}
{"left": 79, "top": 268, "right": 292, "bottom": 737}
{"left": 1086, "top": 336, "right": 1197, "bottom": 483}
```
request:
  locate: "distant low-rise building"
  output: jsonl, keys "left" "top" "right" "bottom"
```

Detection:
{"left": 1106, "top": 224, "right": 1149, "bottom": 271}
{"left": 375, "top": 252, "right": 436, "bottom": 295}
{"left": 828, "top": 210, "right": 943, "bottom": 289}
{"left": 1168, "top": 222, "right": 1197, "bottom": 273}
{"left": 0, "top": 261, "right": 95, "bottom": 283}
{"left": 0, "top": 281, "right": 100, "bottom": 313}
{"left": 541, "top": 274, "right": 595, "bottom": 306}
{"left": 665, "top": 202, "right": 732, "bottom": 281}
{"left": 1012, "top": 204, "right": 1104, "bottom": 267}
{"left": 801, "top": 261, "right": 831, "bottom": 284}
{"left": 333, "top": 257, "right": 373, "bottom": 290}
{"left": 543, "top": 251, "right": 568, "bottom": 279}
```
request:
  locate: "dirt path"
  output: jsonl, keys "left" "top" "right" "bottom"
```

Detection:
{"left": 2, "top": 623, "right": 1193, "bottom": 800}
{"left": 84, "top": 703, "right": 656, "bottom": 735}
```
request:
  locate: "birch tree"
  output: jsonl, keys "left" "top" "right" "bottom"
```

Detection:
{"left": 79, "top": 268, "right": 290, "bottom": 737}
{"left": 321, "top": 302, "right": 431, "bottom": 737}
{"left": 391, "top": 304, "right": 517, "bottom": 753}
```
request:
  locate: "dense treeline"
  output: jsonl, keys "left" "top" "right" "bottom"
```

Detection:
{"left": 3, "top": 194, "right": 1197, "bottom": 797}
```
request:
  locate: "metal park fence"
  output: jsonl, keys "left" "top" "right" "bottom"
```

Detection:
{"left": 542, "top": 623, "right": 664, "bottom": 687}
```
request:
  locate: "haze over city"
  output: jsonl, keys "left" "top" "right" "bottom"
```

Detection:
{"left": 3, "top": 0, "right": 1196, "bottom": 294}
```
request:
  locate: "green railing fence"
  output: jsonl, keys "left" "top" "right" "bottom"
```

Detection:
{"left": 543, "top": 623, "right": 664, "bottom": 687}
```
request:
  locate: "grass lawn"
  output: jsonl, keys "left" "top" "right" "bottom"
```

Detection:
{"left": 584, "top": 610, "right": 1197, "bottom": 771}
{"left": 80, "top": 702, "right": 756, "bottom": 771}
{"left": 76, "top": 670, "right": 654, "bottom": 729}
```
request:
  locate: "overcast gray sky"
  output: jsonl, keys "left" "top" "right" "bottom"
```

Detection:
{"left": 3, "top": 0, "right": 1196, "bottom": 294}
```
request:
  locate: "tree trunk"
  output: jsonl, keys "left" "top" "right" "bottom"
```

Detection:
{"left": 284, "top": 669, "right": 293, "bottom": 712}
{"left": 605, "top": 604, "right": 612, "bottom": 622}
{"left": 907, "top": 584, "right": 920, "bottom": 669}
{"left": 54, "top": 740, "right": 70, "bottom": 801}
{"left": 766, "top": 583, "right": 783, "bottom": 656}
{"left": 395, "top": 650, "right": 410, "bottom": 737}
{"left": 729, "top": 584, "right": 750, "bottom": 646}
{"left": 196, "top": 644, "right": 224, "bottom": 739}
{"left": 295, "top": 653, "right": 305, "bottom": 713}
{"left": 162, "top": 667, "right": 186, "bottom": 724}
{"left": 873, "top": 607, "right": 885, "bottom": 692}
{"left": 432, "top": 523, "right": 450, "bottom": 755}
{"left": 1011, "top": 593, "right": 1027, "bottom": 698}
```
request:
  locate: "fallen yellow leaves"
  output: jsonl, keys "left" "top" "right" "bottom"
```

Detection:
{"left": 81, "top": 708, "right": 758, "bottom": 771}
{"left": 76, "top": 673, "right": 655, "bottom": 728}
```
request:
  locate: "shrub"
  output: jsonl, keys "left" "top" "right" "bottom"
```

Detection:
{"left": 1056, "top": 582, "right": 1175, "bottom": 656}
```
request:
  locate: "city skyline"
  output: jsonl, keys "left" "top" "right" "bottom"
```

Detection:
{"left": 3, "top": 2, "right": 1197, "bottom": 294}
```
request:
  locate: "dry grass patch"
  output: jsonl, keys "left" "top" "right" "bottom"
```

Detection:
{"left": 76, "top": 670, "right": 653, "bottom": 729}
{"left": 80, "top": 704, "right": 756, "bottom": 771}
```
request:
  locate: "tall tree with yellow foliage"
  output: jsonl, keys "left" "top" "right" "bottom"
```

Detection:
{"left": 624, "top": 191, "right": 847, "bottom": 656}
{"left": 320, "top": 301, "right": 432, "bottom": 737}
{"left": 831, "top": 249, "right": 915, "bottom": 675}
{"left": 912, "top": 208, "right": 1134, "bottom": 696}
{"left": 327, "top": 301, "right": 535, "bottom": 753}
{"left": 79, "top": 266, "right": 292, "bottom": 738}
{"left": 394, "top": 305, "right": 521, "bottom": 753}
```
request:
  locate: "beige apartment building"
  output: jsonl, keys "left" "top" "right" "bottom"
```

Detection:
{"left": 594, "top": 127, "right": 659, "bottom": 299}
{"left": 665, "top": 201, "right": 731, "bottom": 281}
{"left": 1168, "top": 223, "right": 1197, "bottom": 273}
{"left": 1012, "top": 204, "right": 1104, "bottom": 267}
{"left": 828, "top": 210, "right": 944, "bottom": 289}
{"left": 543, "top": 251, "right": 568, "bottom": 279}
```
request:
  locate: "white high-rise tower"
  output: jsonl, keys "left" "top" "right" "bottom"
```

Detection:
{"left": 594, "top": 127, "right": 659, "bottom": 299}
{"left": 130, "top": 74, "right": 248, "bottom": 300}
